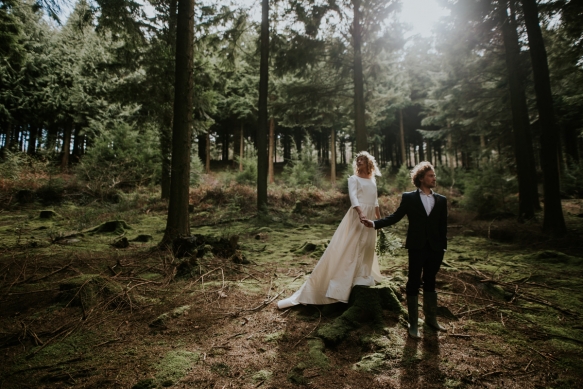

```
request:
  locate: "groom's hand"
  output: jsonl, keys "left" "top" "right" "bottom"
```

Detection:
{"left": 361, "top": 219, "right": 374, "bottom": 228}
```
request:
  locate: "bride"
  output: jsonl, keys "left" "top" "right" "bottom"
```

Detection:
{"left": 277, "top": 151, "right": 383, "bottom": 309}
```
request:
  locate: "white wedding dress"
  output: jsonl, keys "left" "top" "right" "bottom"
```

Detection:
{"left": 277, "top": 175, "right": 383, "bottom": 308}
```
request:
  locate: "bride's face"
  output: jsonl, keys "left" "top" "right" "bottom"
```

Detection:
{"left": 356, "top": 157, "right": 368, "bottom": 173}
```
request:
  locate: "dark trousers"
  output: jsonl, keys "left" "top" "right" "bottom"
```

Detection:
{"left": 406, "top": 243, "right": 445, "bottom": 296}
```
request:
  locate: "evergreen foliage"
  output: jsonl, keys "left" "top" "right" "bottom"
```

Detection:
{"left": 461, "top": 164, "right": 518, "bottom": 218}
{"left": 75, "top": 121, "right": 160, "bottom": 196}
{"left": 234, "top": 153, "right": 257, "bottom": 186}
{"left": 282, "top": 142, "right": 324, "bottom": 188}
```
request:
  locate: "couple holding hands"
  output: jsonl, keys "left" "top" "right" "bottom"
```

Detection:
{"left": 277, "top": 152, "right": 448, "bottom": 339}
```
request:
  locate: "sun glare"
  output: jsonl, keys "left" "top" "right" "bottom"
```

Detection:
{"left": 400, "top": 0, "right": 450, "bottom": 38}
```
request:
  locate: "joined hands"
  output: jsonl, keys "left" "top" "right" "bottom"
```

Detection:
{"left": 360, "top": 218, "right": 374, "bottom": 228}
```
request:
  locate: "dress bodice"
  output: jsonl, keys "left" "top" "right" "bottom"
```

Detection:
{"left": 348, "top": 175, "right": 379, "bottom": 207}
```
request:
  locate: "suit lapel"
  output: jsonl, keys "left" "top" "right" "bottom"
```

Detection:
{"left": 414, "top": 189, "right": 427, "bottom": 216}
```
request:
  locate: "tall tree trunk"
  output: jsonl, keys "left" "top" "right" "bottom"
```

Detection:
{"left": 205, "top": 132, "right": 211, "bottom": 173}
{"left": 72, "top": 127, "right": 83, "bottom": 162}
{"left": 330, "top": 128, "right": 336, "bottom": 185}
{"left": 27, "top": 125, "right": 38, "bottom": 155}
{"left": 160, "top": 0, "right": 177, "bottom": 200}
{"left": 257, "top": 0, "right": 269, "bottom": 216}
{"left": 162, "top": 0, "right": 195, "bottom": 244}
{"left": 239, "top": 124, "right": 244, "bottom": 172}
{"left": 160, "top": 125, "right": 172, "bottom": 199}
{"left": 426, "top": 141, "right": 432, "bottom": 164}
{"left": 352, "top": 0, "right": 367, "bottom": 152}
{"left": 399, "top": 109, "right": 406, "bottom": 166}
{"left": 222, "top": 127, "right": 229, "bottom": 161}
{"left": 61, "top": 121, "right": 72, "bottom": 171}
{"left": 499, "top": 0, "right": 539, "bottom": 220}
{"left": 46, "top": 124, "right": 57, "bottom": 152}
{"left": 521, "top": 0, "right": 566, "bottom": 235}
{"left": 268, "top": 117, "right": 275, "bottom": 184}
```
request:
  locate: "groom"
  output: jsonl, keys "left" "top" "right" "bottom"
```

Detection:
{"left": 362, "top": 161, "right": 447, "bottom": 339}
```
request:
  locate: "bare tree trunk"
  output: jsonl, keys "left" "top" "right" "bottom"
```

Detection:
{"left": 162, "top": 0, "right": 195, "bottom": 244}
{"left": 399, "top": 109, "right": 406, "bottom": 166}
{"left": 330, "top": 128, "right": 336, "bottom": 185}
{"left": 499, "top": 0, "right": 539, "bottom": 220}
{"left": 521, "top": 0, "right": 566, "bottom": 235}
{"left": 61, "top": 121, "right": 72, "bottom": 171}
{"left": 268, "top": 117, "right": 275, "bottom": 184}
{"left": 160, "top": 0, "right": 177, "bottom": 200}
{"left": 205, "top": 132, "right": 210, "bottom": 173}
{"left": 27, "top": 125, "right": 38, "bottom": 155}
{"left": 257, "top": 0, "right": 269, "bottom": 216}
{"left": 239, "top": 123, "right": 244, "bottom": 172}
{"left": 352, "top": 0, "right": 367, "bottom": 152}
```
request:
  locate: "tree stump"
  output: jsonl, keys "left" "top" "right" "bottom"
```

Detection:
{"left": 317, "top": 281, "right": 406, "bottom": 346}
{"left": 39, "top": 210, "right": 59, "bottom": 219}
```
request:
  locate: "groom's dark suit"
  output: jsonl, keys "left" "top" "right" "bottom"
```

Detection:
{"left": 374, "top": 189, "right": 447, "bottom": 296}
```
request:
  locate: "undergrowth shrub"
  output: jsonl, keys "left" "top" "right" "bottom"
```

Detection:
{"left": 75, "top": 121, "right": 161, "bottom": 200}
{"left": 394, "top": 164, "right": 412, "bottom": 192}
{"left": 190, "top": 154, "right": 205, "bottom": 186}
{"left": 461, "top": 165, "right": 518, "bottom": 218}
{"left": 0, "top": 150, "right": 56, "bottom": 188}
{"left": 435, "top": 166, "right": 468, "bottom": 193}
{"left": 282, "top": 145, "right": 324, "bottom": 188}
{"left": 235, "top": 153, "right": 257, "bottom": 185}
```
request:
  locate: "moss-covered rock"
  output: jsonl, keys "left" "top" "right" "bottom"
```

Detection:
{"left": 352, "top": 352, "right": 386, "bottom": 373}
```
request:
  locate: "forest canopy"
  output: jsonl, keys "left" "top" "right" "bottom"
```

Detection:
{"left": 1, "top": 0, "right": 582, "bottom": 236}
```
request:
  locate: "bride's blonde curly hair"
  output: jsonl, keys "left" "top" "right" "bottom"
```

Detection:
{"left": 352, "top": 151, "right": 381, "bottom": 179}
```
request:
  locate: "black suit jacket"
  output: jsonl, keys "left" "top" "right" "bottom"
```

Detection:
{"left": 374, "top": 189, "right": 447, "bottom": 251}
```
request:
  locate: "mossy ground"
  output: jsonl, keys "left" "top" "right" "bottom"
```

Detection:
{"left": 0, "top": 181, "right": 582, "bottom": 388}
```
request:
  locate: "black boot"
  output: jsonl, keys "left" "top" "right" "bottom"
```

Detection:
{"left": 423, "top": 291, "right": 446, "bottom": 331}
{"left": 407, "top": 295, "right": 421, "bottom": 339}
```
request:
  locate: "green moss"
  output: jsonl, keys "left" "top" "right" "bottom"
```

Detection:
{"left": 317, "top": 284, "right": 403, "bottom": 345}
{"left": 264, "top": 332, "right": 285, "bottom": 343}
{"left": 306, "top": 338, "right": 329, "bottom": 369}
{"left": 155, "top": 350, "right": 199, "bottom": 385}
{"left": 252, "top": 369, "right": 272, "bottom": 382}
{"left": 352, "top": 353, "right": 386, "bottom": 373}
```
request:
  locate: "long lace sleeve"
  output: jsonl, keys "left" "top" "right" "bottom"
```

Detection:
{"left": 348, "top": 176, "right": 359, "bottom": 207}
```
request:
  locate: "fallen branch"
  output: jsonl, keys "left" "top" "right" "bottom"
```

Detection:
{"left": 456, "top": 304, "right": 495, "bottom": 317}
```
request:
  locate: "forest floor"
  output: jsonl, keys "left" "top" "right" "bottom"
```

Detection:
{"left": 1, "top": 180, "right": 583, "bottom": 389}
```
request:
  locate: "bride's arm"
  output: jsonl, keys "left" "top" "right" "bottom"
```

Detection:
{"left": 375, "top": 206, "right": 380, "bottom": 219}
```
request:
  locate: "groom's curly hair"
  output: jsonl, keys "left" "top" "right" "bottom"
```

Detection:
{"left": 410, "top": 161, "right": 434, "bottom": 188}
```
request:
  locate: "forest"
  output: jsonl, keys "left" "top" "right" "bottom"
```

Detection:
{"left": 0, "top": 0, "right": 582, "bottom": 388}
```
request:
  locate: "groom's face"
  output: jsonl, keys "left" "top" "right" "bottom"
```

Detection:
{"left": 420, "top": 169, "right": 437, "bottom": 189}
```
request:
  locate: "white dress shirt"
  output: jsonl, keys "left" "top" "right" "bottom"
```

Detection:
{"left": 419, "top": 190, "right": 435, "bottom": 216}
